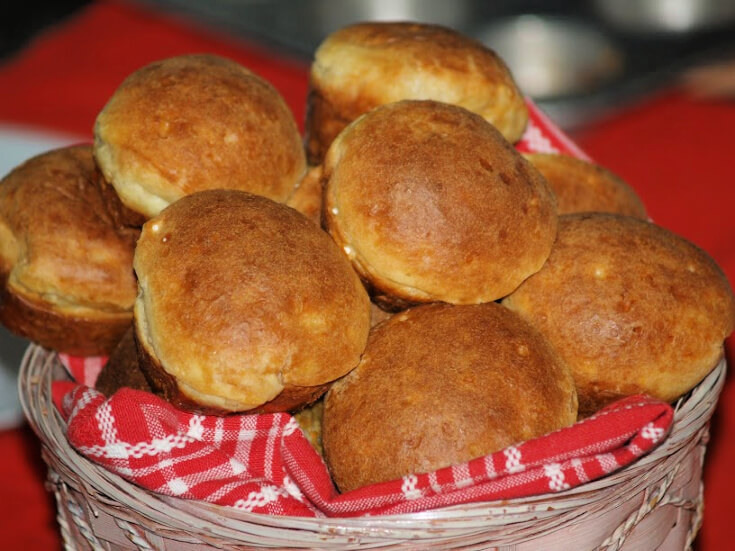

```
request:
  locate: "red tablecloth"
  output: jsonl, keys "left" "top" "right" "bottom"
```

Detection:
{"left": 1, "top": 1, "right": 733, "bottom": 548}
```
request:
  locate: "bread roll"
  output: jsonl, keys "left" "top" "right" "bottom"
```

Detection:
{"left": 0, "top": 145, "right": 138, "bottom": 355}
{"left": 133, "top": 189, "right": 371, "bottom": 414}
{"left": 322, "top": 302, "right": 578, "bottom": 492}
{"left": 306, "top": 21, "right": 528, "bottom": 164}
{"left": 524, "top": 153, "right": 647, "bottom": 218}
{"left": 94, "top": 54, "right": 306, "bottom": 220}
{"left": 323, "top": 99, "right": 557, "bottom": 308}
{"left": 503, "top": 213, "right": 735, "bottom": 415}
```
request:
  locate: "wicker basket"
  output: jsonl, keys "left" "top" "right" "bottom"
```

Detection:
{"left": 19, "top": 343, "right": 725, "bottom": 551}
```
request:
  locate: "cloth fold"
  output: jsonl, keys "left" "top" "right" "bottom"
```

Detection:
{"left": 49, "top": 99, "right": 672, "bottom": 517}
{"left": 53, "top": 354, "right": 673, "bottom": 518}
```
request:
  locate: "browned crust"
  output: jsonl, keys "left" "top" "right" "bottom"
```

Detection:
{"left": 0, "top": 273, "right": 131, "bottom": 356}
{"left": 248, "top": 383, "right": 331, "bottom": 415}
{"left": 95, "top": 325, "right": 152, "bottom": 396}
{"left": 134, "top": 323, "right": 329, "bottom": 415}
{"left": 92, "top": 166, "right": 148, "bottom": 228}
{"left": 94, "top": 54, "right": 306, "bottom": 217}
{"left": 322, "top": 302, "right": 577, "bottom": 492}
{"left": 0, "top": 145, "right": 138, "bottom": 355}
{"left": 305, "top": 85, "right": 366, "bottom": 166}
{"left": 524, "top": 153, "right": 648, "bottom": 219}
{"left": 355, "top": 274, "right": 422, "bottom": 313}
{"left": 503, "top": 213, "right": 735, "bottom": 414}
{"left": 133, "top": 189, "right": 371, "bottom": 413}
{"left": 306, "top": 21, "right": 528, "bottom": 164}
{"left": 322, "top": 100, "right": 556, "bottom": 306}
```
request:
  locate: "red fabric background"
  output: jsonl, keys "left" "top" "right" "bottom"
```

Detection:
{"left": 0, "top": 1, "right": 733, "bottom": 548}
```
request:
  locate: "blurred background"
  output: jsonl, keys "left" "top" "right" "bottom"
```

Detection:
{"left": 143, "top": 0, "right": 735, "bottom": 127}
{"left": 4, "top": 0, "right": 735, "bottom": 129}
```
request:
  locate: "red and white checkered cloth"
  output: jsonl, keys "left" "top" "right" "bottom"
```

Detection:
{"left": 516, "top": 101, "right": 591, "bottom": 160}
{"left": 53, "top": 354, "right": 673, "bottom": 518}
{"left": 50, "top": 103, "right": 672, "bottom": 517}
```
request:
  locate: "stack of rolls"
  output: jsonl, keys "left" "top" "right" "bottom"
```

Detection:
{"left": 304, "top": 21, "right": 529, "bottom": 165}
{"left": 1, "top": 21, "right": 732, "bottom": 495}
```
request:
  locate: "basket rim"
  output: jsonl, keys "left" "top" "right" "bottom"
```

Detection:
{"left": 17, "top": 343, "right": 726, "bottom": 543}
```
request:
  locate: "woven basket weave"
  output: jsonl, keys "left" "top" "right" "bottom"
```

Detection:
{"left": 19, "top": 343, "right": 726, "bottom": 550}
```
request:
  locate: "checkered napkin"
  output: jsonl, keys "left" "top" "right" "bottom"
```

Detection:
{"left": 49, "top": 105, "right": 672, "bottom": 517}
{"left": 516, "top": 101, "right": 591, "bottom": 160}
{"left": 52, "top": 354, "right": 674, "bottom": 518}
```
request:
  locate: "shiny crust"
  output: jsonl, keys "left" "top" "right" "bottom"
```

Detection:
{"left": 305, "top": 21, "right": 528, "bottom": 164}
{"left": 0, "top": 146, "right": 138, "bottom": 355}
{"left": 322, "top": 302, "right": 578, "bottom": 492}
{"left": 94, "top": 54, "right": 306, "bottom": 219}
{"left": 323, "top": 100, "right": 557, "bottom": 307}
{"left": 524, "top": 153, "right": 648, "bottom": 218}
{"left": 503, "top": 213, "right": 735, "bottom": 414}
{"left": 133, "top": 189, "right": 371, "bottom": 413}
